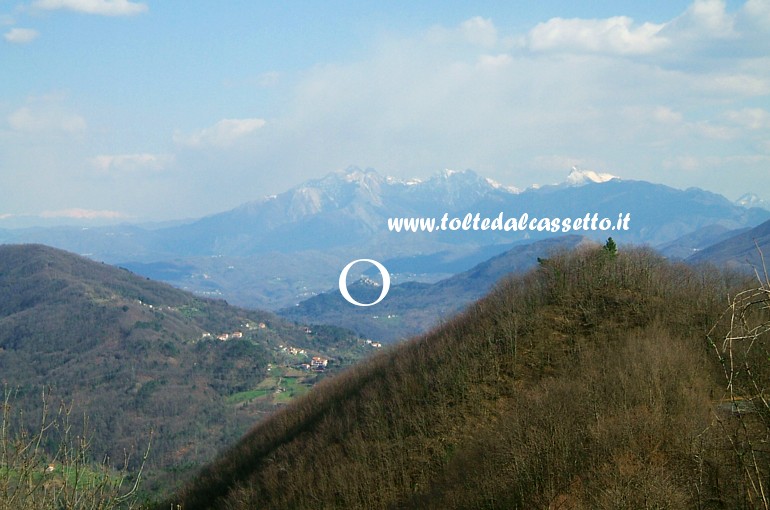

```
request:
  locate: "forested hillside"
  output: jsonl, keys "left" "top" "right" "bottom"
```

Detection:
{"left": 0, "top": 244, "right": 368, "bottom": 497}
{"left": 280, "top": 235, "right": 588, "bottom": 342}
{"left": 166, "top": 245, "right": 770, "bottom": 509}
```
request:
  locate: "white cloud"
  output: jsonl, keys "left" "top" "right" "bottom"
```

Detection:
{"left": 523, "top": 0, "right": 768, "bottom": 60}
{"left": 663, "top": 155, "right": 702, "bottom": 171}
{"left": 665, "top": 153, "right": 770, "bottom": 171}
{"left": 758, "top": 139, "right": 770, "bottom": 154}
{"left": 526, "top": 16, "right": 669, "bottom": 55}
{"left": 174, "top": 118, "right": 266, "bottom": 148}
{"left": 477, "top": 53, "right": 512, "bottom": 70}
{"left": 699, "top": 74, "right": 770, "bottom": 96}
{"left": 4, "top": 2, "right": 768, "bottom": 219}
{"left": 258, "top": 71, "right": 281, "bottom": 87}
{"left": 232, "top": 6, "right": 769, "bottom": 201}
{"left": 91, "top": 153, "right": 174, "bottom": 173}
{"left": 692, "top": 121, "right": 737, "bottom": 140}
{"left": 460, "top": 16, "right": 498, "bottom": 47}
{"left": 723, "top": 108, "right": 770, "bottom": 129}
{"left": 741, "top": 0, "right": 770, "bottom": 26}
{"left": 667, "top": 0, "right": 736, "bottom": 39}
{"left": 532, "top": 155, "right": 599, "bottom": 172}
{"left": 625, "top": 105, "right": 685, "bottom": 125}
{"left": 39, "top": 208, "right": 128, "bottom": 219}
{"left": 4, "top": 27, "right": 39, "bottom": 44}
{"left": 7, "top": 106, "right": 86, "bottom": 134}
{"left": 652, "top": 106, "right": 684, "bottom": 124}
{"left": 32, "top": 0, "right": 147, "bottom": 16}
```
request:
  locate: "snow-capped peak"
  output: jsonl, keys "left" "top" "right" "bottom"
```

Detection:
{"left": 566, "top": 166, "right": 618, "bottom": 186}
{"left": 485, "top": 177, "right": 521, "bottom": 194}
{"left": 385, "top": 175, "right": 422, "bottom": 186}
{"left": 340, "top": 167, "right": 383, "bottom": 185}
{"left": 735, "top": 193, "right": 770, "bottom": 210}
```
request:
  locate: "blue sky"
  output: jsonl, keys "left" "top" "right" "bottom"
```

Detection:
{"left": 1, "top": 0, "right": 769, "bottom": 225}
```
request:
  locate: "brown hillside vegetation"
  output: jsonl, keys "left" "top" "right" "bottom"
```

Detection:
{"left": 164, "top": 245, "right": 770, "bottom": 509}
{"left": 0, "top": 244, "right": 369, "bottom": 498}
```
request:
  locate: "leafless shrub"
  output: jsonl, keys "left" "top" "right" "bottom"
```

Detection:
{"left": 707, "top": 245, "right": 770, "bottom": 509}
{"left": 0, "top": 385, "right": 150, "bottom": 510}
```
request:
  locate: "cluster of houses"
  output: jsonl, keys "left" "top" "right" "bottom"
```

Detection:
{"left": 201, "top": 330, "right": 244, "bottom": 341}
{"left": 195, "top": 320, "right": 332, "bottom": 372}
{"left": 200, "top": 322, "right": 270, "bottom": 342}
{"left": 278, "top": 344, "right": 329, "bottom": 371}
{"left": 137, "top": 299, "right": 176, "bottom": 312}
{"left": 365, "top": 339, "right": 383, "bottom": 348}
{"left": 280, "top": 345, "right": 306, "bottom": 356}
{"left": 297, "top": 356, "right": 329, "bottom": 371}
{"left": 311, "top": 356, "right": 328, "bottom": 369}
{"left": 371, "top": 314, "right": 398, "bottom": 320}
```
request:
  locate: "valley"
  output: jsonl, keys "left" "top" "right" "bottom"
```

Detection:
{"left": 2, "top": 167, "right": 770, "bottom": 506}
{"left": 3, "top": 168, "right": 768, "bottom": 313}
{"left": 0, "top": 244, "right": 372, "bottom": 498}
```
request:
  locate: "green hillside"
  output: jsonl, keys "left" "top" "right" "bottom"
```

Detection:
{"left": 164, "top": 245, "right": 770, "bottom": 509}
{"left": 0, "top": 244, "right": 369, "bottom": 498}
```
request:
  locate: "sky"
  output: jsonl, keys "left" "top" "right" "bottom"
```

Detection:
{"left": 1, "top": 0, "right": 769, "bottom": 226}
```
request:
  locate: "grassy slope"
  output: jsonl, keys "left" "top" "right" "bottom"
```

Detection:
{"left": 165, "top": 246, "right": 764, "bottom": 509}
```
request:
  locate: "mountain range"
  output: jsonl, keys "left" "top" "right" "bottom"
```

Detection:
{"left": 1, "top": 167, "right": 768, "bottom": 312}
{"left": 3, "top": 164, "right": 770, "bottom": 505}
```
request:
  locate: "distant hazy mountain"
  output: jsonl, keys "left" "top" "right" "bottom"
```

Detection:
{"left": 563, "top": 166, "right": 619, "bottom": 185}
{"left": 657, "top": 224, "right": 749, "bottom": 260}
{"left": 152, "top": 167, "right": 519, "bottom": 257}
{"left": 687, "top": 218, "right": 770, "bottom": 273}
{"left": 150, "top": 166, "right": 768, "bottom": 256}
{"left": 2, "top": 167, "right": 768, "bottom": 309}
{"left": 5, "top": 167, "right": 766, "bottom": 260}
{"left": 279, "top": 235, "right": 591, "bottom": 343}
{"left": 735, "top": 193, "right": 770, "bottom": 211}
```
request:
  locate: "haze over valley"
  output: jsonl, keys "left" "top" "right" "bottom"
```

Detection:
{"left": 2, "top": 0, "right": 770, "bottom": 507}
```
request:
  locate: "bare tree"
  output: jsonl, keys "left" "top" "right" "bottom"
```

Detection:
{"left": 0, "top": 385, "right": 151, "bottom": 510}
{"left": 708, "top": 245, "right": 770, "bottom": 509}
